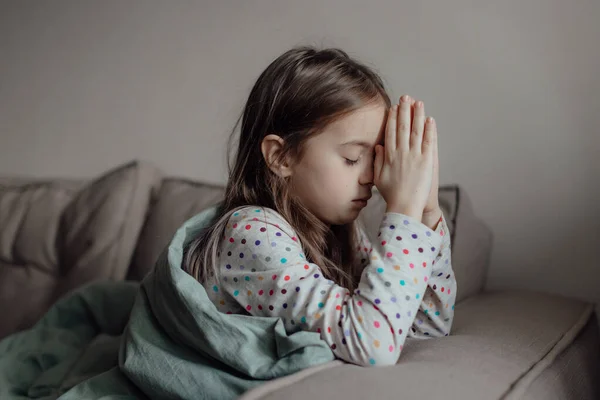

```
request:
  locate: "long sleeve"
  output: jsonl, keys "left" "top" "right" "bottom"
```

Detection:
{"left": 407, "top": 213, "right": 456, "bottom": 338}
{"left": 356, "top": 214, "right": 457, "bottom": 339}
{"left": 214, "top": 206, "right": 443, "bottom": 367}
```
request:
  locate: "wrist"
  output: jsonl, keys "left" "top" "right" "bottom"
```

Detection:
{"left": 422, "top": 207, "right": 443, "bottom": 230}
{"left": 385, "top": 205, "right": 422, "bottom": 221}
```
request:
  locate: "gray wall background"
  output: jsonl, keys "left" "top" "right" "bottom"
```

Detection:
{"left": 1, "top": 1, "right": 598, "bottom": 305}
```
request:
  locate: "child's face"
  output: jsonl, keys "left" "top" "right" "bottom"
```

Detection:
{"left": 289, "top": 102, "right": 387, "bottom": 225}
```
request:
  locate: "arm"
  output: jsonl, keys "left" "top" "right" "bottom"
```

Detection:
{"left": 407, "top": 213, "right": 456, "bottom": 338}
{"left": 356, "top": 213, "right": 456, "bottom": 339}
{"left": 217, "top": 206, "right": 443, "bottom": 367}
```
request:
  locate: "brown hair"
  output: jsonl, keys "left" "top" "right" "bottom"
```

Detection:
{"left": 184, "top": 46, "right": 391, "bottom": 291}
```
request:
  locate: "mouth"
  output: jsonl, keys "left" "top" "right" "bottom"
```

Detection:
{"left": 352, "top": 197, "right": 371, "bottom": 207}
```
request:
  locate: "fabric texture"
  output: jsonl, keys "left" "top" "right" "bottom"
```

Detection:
{"left": 0, "top": 202, "right": 335, "bottom": 400}
{"left": 203, "top": 205, "right": 456, "bottom": 367}
{"left": 0, "top": 281, "right": 140, "bottom": 399}
{"left": 128, "top": 178, "right": 224, "bottom": 281}
{"left": 238, "top": 290, "right": 597, "bottom": 400}
{"left": 3, "top": 159, "right": 595, "bottom": 400}
{"left": 521, "top": 313, "right": 600, "bottom": 400}
{"left": 359, "top": 186, "right": 492, "bottom": 303}
{"left": 0, "top": 160, "right": 161, "bottom": 339}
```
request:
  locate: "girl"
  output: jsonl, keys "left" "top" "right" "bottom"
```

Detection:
{"left": 184, "top": 46, "right": 456, "bottom": 367}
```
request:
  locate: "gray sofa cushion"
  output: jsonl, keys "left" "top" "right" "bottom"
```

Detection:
{"left": 0, "top": 161, "right": 161, "bottom": 339}
{"left": 128, "top": 178, "right": 224, "bottom": 281}
{"left": 238, "top": 290, "right": 596, "bottom": 400}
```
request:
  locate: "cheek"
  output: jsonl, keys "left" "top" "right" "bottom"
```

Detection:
{"left": 317, "top": 160, "right": 354, "bottom": 194}
{"left": 298, "top": 155, "right": 347, "bottom": 192}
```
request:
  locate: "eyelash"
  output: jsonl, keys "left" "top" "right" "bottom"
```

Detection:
{"left": 344, "top": 158, "right": 359, "bottom": 166}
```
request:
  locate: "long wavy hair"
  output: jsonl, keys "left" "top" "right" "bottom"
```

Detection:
{"left": 184, "top": 46, "right": 391, "bottom": 291}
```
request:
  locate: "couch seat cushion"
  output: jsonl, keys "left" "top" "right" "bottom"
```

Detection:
{"left": 239, "top": 290, "right": 595, "bottom": 400}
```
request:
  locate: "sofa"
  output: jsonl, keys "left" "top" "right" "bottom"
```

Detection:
{"left": 1, "top": 160, "right": 598, "bottom": 399}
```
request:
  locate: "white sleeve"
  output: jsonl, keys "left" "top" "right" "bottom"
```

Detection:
{"left": 407, "top": 214, "right": 457, "bottom": 338}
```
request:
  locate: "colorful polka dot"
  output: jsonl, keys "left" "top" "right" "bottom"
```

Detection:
{"left": 212, "top": 207, "right": 455, "bottom": 365}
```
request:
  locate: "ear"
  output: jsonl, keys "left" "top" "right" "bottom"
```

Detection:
{"left": 261, "top": 134, "right": 293, "bottom": 178}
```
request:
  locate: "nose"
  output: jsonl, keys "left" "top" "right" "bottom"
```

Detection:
{"left": 358, "top": 160, "right": 374, "bottom": 188}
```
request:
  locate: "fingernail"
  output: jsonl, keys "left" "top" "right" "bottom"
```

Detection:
{"left": 416, "top": 101, "right": 423, "bottom": 108}
{"left": 402, "top": 95, "right": 410, "bottom": 103}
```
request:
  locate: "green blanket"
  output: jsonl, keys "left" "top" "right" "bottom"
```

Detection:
{"left": 0, "top": 204, "right": 335, "bottom": 399}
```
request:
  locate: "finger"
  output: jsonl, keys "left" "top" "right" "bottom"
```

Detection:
{"left": 384, "top": 105, "right": 397, "bottom": 158}
{"left": 410, "top": 98, "right": 416, "bottom": 132}
{"left": 374, "top": 145, "right": 383, "bottom": 182}
{"left": 411, "top": 100, "right": 426, "bottom": 151}
{"left": 398, "top": 95, "right": 411, "bottom": 151}
{"left": 432, "top": 118, "right": 439, "bottom": 164}
{"left": 422, "top": 116, "right": 436, "bottom": 157}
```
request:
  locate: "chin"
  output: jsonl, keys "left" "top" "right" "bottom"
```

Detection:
{"left": 310, "top": 204, "right": 358, "bottom": 226}
{"left": 329, "top": 212, "right": 360, "bottom": 226}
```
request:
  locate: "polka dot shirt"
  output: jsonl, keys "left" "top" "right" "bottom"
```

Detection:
{"left": 202, "top": 206, "right": 457, "bottom": 367}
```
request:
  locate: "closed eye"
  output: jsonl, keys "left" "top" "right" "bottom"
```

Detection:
{"left": 344, "top": 158, "right": 359, "bottom": 166}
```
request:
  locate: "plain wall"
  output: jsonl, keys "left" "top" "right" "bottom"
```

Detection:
{"left": 1, "top": 0, "right": 598, "bottom": 305}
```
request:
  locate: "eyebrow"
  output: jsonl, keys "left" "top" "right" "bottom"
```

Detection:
{"left": 339, "top": 140, "right": 373, "bottom": 148}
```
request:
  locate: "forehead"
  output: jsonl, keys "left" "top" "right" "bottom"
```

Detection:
{"left": 320, "top": 103, "right": 387, "bottom": 147}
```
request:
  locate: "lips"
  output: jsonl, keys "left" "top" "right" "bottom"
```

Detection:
{"left": 352, "top": 196, "right": 371, "bottom": 207}
{"left": 353, "top": 196, "right": 372, "bottom": 202}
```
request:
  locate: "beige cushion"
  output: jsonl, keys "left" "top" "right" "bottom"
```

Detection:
{"left": 520, "top": 313, "right": 600, "bottom": 399}
{"left": 0, "top": 161, "right": 161, "bottom": 339}
{"left": 239, "top": 290, "right": 595, "bottom": 400}
{"left": 127, "top": 178, "right": 225, "bottom": 280}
